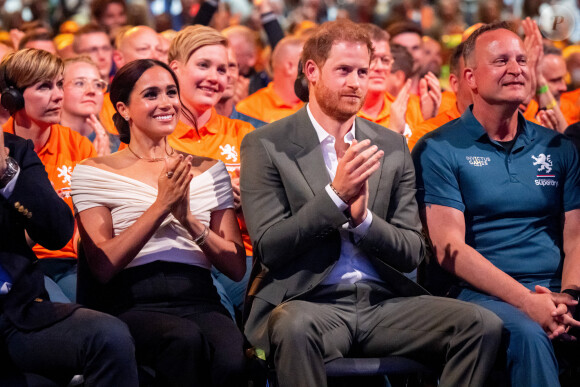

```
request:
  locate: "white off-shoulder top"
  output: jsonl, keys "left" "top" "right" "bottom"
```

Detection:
{"left": 71, "top": 161, "right": 234, "bottom": 269}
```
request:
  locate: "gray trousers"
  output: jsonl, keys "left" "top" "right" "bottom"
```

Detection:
{"left": 267, "top": 282, "right": 503, "bottom": 387}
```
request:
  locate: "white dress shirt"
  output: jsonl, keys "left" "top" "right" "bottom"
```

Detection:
{"left": 306, "top": 105, "right": 382, "bottom": 285}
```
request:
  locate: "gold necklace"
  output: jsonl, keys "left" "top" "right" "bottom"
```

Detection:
{"left": 127, "top": 144, "right": 175, "bottom": 162}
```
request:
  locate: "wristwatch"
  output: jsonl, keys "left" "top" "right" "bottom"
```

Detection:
{"left": 0, "top": 157, "right": 19, "bottom": 189}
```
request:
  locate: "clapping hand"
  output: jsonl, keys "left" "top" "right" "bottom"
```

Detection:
{"left": 155, "top": 154, "right": 193, "bottom": 218}
{"left": 419, "top": 72, "right": 441, "bottom": 120}
{"left": 390, "top": 79, "right": 411, "bottom": 134}
{"left": 87, "top": 114, "right": 110, "bottom": 156}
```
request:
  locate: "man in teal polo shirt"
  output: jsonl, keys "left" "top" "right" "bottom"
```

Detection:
{"left": 413, "top": 22, "right": 580, "bottom": 386}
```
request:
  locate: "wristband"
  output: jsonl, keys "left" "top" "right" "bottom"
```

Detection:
{"left": 545, "top": 99, "right": 557, "bottom": 110}
{"left": 537, "top": 84, "right": 549, "bottom": 94}
{"left": 562, "top": 289, "right": 580, "bottom": 320}
{"left": 562, "top": 289, "right": 580, "bottom": 301}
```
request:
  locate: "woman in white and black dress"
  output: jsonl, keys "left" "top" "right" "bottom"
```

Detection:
{"left": 71, "top": 59, "right": 246, "bottom": 387}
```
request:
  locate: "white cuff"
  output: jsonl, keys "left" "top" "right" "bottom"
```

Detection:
{"left": 325, "top": 184, "right": 348, "bottom": 212}
{"left": 0, "top": 167, "right": 20, "bottom": 199}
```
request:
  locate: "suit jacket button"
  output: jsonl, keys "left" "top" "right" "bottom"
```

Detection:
{"left": 14, "top": 201, "right": 20, "bottom": 208}
{"left": 22, "top": 209, "right": 28, "bottom": 216}
{"left": 26, "top": 212, "right": 32, "bottom": 219}
{"left": 18, "top": 206, "right": 25, "bottom": 213}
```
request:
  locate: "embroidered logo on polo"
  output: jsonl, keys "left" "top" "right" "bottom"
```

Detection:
{"left": 57, "top": 165, "right": 73, "bottom": 184}
{"left": 532, "top": 153, "right": 558, "bottom": 186}
{"left": 466, "top": 156, "right": 491, "bottom": 166}
{"left": 56, "top": 164, "right": 74, "bottom": 198}
{"left": 219, "top": 144, "right": 238, "bottom": 162}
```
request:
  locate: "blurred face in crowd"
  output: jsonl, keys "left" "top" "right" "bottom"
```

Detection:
{"left": 75, "top": 32, "right": 113, "bottom": 79}
{"left": 223, "top": 46, "right": 239, "bottom": 100}
{"left": 115, "top": 27, "right": 163, "bottom": 68}
{"left": 99, "top": 2, "right": 127, "bottom": 33}
{"left": 63, "top": 61, "right": 106, "bottom": 118}
{"left": 391, "top": 32, "right": 422, "bottom": 73}
{"left": 170, "top": 44, "right": 228, "bottom": 115}
{"left": 227, "top": 34, "right": 256, "bottom": 76}
{"left": 368, "top": 39, "right": 392, "bottom": 95}
{"left": 421, "top": 37, "right": 442, "bottom": 77}
{"left": 541, "top": 54, "right": 567, "bottom": 102}
{"left": 23, "top": 40, "right": 57, "bottom": 54}
{"left": 308, "top": 40, "right": 370, "bottom": 122}
{"left": 22, "top": 75, "right": 64, "bottom": 126}
{"left": 157, "top": 34, "right": 171, "bottom": 64}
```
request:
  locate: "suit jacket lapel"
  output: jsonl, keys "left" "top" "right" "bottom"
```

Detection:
{"left": 355, "top": 118, "right": 383, "bottom": 209}
{"left": 291, "top": 108, "right": 331, "bottom": 196}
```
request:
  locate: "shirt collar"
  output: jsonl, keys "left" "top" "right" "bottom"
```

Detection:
{"left": 2, "top": 116, "right": 56, "bottom": 155}
{"left": 174, "top": 108, "right": 219, "bottom": 140}
{"left": 461, "top": 105, "right": 536, "bottom": 148}
{"left": 306, "top": 103, "right": 356, "bottom": 145}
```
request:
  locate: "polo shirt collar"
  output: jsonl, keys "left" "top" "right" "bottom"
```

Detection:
{"left": 358, "top": 94, "right": 391, "bottom": 122}
{"left": 2, "top": 116, "right": 56, "bottom": 155}
{"left": 174, "top": 108, "right": 219, "bottom": 140}
{"left": 267, "top": 82, "right": 293, "bottom": 109}
{"left": 461, "top": 105, "right": 536, "bottom": 149}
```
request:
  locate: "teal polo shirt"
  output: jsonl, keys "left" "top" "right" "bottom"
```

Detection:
{"left": 412, "top": 106, "right": 580, "bottom": 290}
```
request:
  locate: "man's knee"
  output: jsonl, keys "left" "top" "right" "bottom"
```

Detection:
{"left": 268, "top": 303, "right": 320, "bottom": 348}
{"left": 449, "top": 300, "right": 504, "bottom": 347}
{"left": 82, "top": 310, "right": 136, "bottom": 359}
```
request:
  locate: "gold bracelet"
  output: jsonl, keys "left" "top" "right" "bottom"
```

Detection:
{"left": 193, "top": 225, "right": 210, "bottom": 246}
{"left": 330, "top": 183, "right": 349, "bottom": 204}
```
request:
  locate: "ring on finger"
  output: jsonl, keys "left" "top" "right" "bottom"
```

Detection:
{"left": 167, "top": 171, "right": 174, "bottom": 178}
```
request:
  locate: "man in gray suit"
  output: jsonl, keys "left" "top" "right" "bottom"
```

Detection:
{"left": 240, "top": 20, "right": 503, "bottom": 387}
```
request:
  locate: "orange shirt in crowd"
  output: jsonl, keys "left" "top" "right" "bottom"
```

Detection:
{"left": 235, "top": 82, "right": 304, "bottom": 123}
{"left": 357, "top": 92, "right": 424, "bottom": 140}
{"left": 168, "top": 108, "right": 255, "bottom": 255}
{"left": 99, "top": 92, "right": 119, "bottom": 135}
{"left": 3, "top": 117, "right": 97, "bottom": 259}
{"left": 407, "top": 103, "right": 461, "bottom": 151}
{"left": 439, "top": 90, "right": 457, "bottom": 114}
{"left": 561, "top": 89, "right": 580, "bottom": 124}
{"left": 523, "top": 97, "right": 578, "bottom": 126}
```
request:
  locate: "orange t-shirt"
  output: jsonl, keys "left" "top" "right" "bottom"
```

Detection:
{"left": 439, "top": 90, "right": 457, "bottom": 114}
{"left": 522, "top": 99, "right": 566, "bottom": 126}
{"left": 561, "top": 89, "right": 580, "bottom": 125}
{"left": 235, "top": 82, "right": 304, "bottom": 123}
{"left": 3, "top": 118, "right": 97, "bottom": 259}
{"left": 168, "top": 108, "right": 255, "bottom": 255}
{"left": 99, "top": 92, "right": 119, "bottom": 135}
{"left": 357, "top": 93, "right": 424, "bottom": 139}
{"left": 407, "top": 104, "right": 461, "bottom": 152}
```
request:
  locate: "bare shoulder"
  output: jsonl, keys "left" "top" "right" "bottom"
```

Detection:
{"left": 176, "top": 150, "right": 219, "bottom": 174}
{"left": 80, "top": 150, "right": 133, "bottom": 171}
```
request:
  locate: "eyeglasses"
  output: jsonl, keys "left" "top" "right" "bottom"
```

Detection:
{"left": 371, "top": 55, "right": 393, "bottom": 67}
{"left": 67, "top": 77, "right": 108, "bottom": 92}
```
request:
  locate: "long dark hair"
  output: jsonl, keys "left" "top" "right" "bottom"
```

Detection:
{"left": 109, "top": 59, "right": 180, "bottom": 143}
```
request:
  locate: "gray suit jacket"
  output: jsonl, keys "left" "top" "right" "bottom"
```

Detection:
{"left": 240, "top": 107, "right": 428, "bottom": 355}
